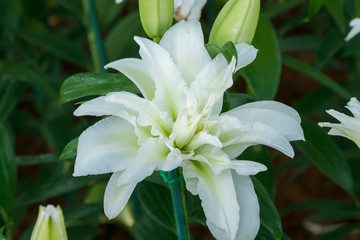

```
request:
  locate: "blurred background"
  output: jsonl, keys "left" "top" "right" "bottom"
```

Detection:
{"left": 1, "top": 0, "right": 360, "bottom": 239}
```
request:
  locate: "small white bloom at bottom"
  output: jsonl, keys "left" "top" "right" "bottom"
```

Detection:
{"left": 319, "top": 97, "right": 360, "bottom": 148}
{"left": 30, "top": 205, "right": 67, "bottom": 240}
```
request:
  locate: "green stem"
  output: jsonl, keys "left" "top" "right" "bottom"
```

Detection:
{"left": 82, "top": 0, "right": 107, "bottom": 72}
{"left": 168, "top": 169, "right": 190, "bottom": 240}
{"left": 179, "top": 175, "right": 191, "bottom": 240}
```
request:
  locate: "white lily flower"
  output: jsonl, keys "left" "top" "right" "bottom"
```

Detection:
{"left": 174, "top": 0, "right": 206, "bottom": 21}
{"left": 345, "top": 18, "right": 360, "bottom": 41}
{"left": 73, "top": 20, "right": 304, "bottom": 240}
{"left": 319, "top": 97, "right": 360, "bottom": 148}
{"left": 115, "top": 0, "right": 123, "bottom": 4}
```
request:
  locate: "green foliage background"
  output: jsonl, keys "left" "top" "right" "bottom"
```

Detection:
{"left": 1, "top": 0, "right": 360, "bottom": 239}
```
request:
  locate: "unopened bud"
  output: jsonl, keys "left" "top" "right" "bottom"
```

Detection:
{"left": 174, "top": 0, "right": 207, "bottom": 21}
{"left": 30, "top": 205, "right": 67, "bottom": 240}
{"left": 209, "top": 0, "right": 260, "bottom": 46}
{"left": 139, "top": 0, "right": 174, "bottom": 42}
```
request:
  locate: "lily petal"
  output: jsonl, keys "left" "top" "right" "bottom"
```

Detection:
{"left": 73, "top": 116, "right": 139, "bottom": 176}
{"left": 318, "top": 122, "right": 360, "bottom": 148}
{"left": 116, "top": 137, "right": 173, "bottom": 186}
{"left": 191, "top": 54, "right": 235, "bottom": 114}
{"left": 134, "top": 36, "right": 186, "bottom": 119}
{"left": 106, "top": 92, "right": 171, "bottom": 137}
{"left": 225, "top": 100, "right": 304, "bottom": 141}
{"left": 74, "top": 96, "right": 136, "bottom": 125}
{"left": 185, "top": 131, "right": 222, "bottom": 150}
{"left": 325, "top": 109, "right": 360, "bottom": 129}
{"left": 193, "top": 145, "right": 267, "bottom": 175}
{"left": 233, "top": 175, "right": 260, "bottom": 240}
{"left": 347, "top": 97, "right": 360, "bottom": 118}
{"left": 160, "top": 20, "right": 211, "bottom": 85}
{"left": 345, "top": 18, "right": 360, "bottom": 41}
{"left": 105, "top": 58, "right": 155, "bottom": 100}
{"left": 104, "top": 172, "right": 137, "bottom": 219}
{"left": 182, "top": 161, "right": 239, "bottom": 240}
{"left": 319, "top": 98, "right": 360, "bottom": 148}
{"left": 216, "top": 115, "right": 295, "bottom": 158}
{"left": 234, "top": 43, "right": 258, "bottom": 72}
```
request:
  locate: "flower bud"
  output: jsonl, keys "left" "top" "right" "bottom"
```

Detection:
{"left": 174, "top": 0, "right": 207, "bottom": 21}
{"left": 30, "top": 205, "right": 68, "bottom": 240}
{"left": 139, "top": 0, "right": 174, "bottom": 42}
{"left": 209, "top": 0, "right": 260, "bottom": 46}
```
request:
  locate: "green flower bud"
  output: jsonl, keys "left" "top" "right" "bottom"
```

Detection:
{"left": 30, "top": 205, "right": 67, "bottom": 240}
{"left": 209, "top": 0, "right": 260, "bottom": 46}
{"left": 139, "top": 0, "right": 174, "bottom": 43}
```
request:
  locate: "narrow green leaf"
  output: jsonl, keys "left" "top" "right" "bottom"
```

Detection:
{"left": 0, "top": 0, "right": 19, "bottom": 31}
{"left": 105, "top": 12, "right": 144, "bottom": 61}
{"left": 136, "top": 182, "right": 176, "bottom": 233}
{"left": 132, "top": 216, "right": 177, "bottom": 240}
{"left": 242, "top": 146, "right": 275, "bottom": 199}
{"left": 60, "top": 138, "right": 78, "bottom": 162}
{"left": 281, "top": 234, "right": 292, "bottom": 240}
{"left": 17, "top": 29, "right": 91, "bottom": 70}
{"left": 240, "top": 15, "right": 281, "bottom": 100}
{"left": 0, "top": 62, "right": 52, "bottom": 96}
{"left": 59, "top": 0, "right": 83, "bottom": 17}
{"left": 63, "top": 204, "right": 102, "bottom": 222}
{"left": 221, "top": 41, "right": 238, "bottom": 64}
{"left": 228, "top": 93, "right": 255, "bottom": 110}
{"left": 95, "top": 0, "right": 124, "bottom": 27}
{"left": 263, "top": 0, "right": 305, "bottom": 19}
{"left": 0, "top": 76, "right": 25, "bottom": 121}
{"left": 15, "top": 154, "right": 60, "bottom": 166}
{"left": 16, "top": 174, "right": 101, "bottom": 205}
{"left": 342, "top": 36, "right": 360, "bottom": 57}
{"left": 281, "top": 200, "right": 360, "bottom": 221}
{"left": 0, "top": 123, "right": 16, "bottom": 223}
{"left": 307, "top": 0, "right": 324, "bottom": 20}
{"left": 294, "top": 118, "right": 355, "bottom": 197}
{"left": 294, "top": 87, "right": 334, "bottom": 115}
{"left": 280, "top": 34, "right": 321, "bottom": 52}
{"left": 204, "top": 43, "right": 222, "bottom": 59}
{"left": 59, "top": 73, "right": 139, "bottom": 103}
{"left": 324, "top": 0, "right": 345, "bottom": 33}
{"left": 9, "top": 110, "right": 45, "bottom": 138}
{"left": 252, "top": 177, "right": 283, "bottom": 240}
{"left": 67, "top": 224, "right": 99, "bottom": 240}
{"left": 316, "top": 29, "right": 345, "bottom": 68}
{"left": 282, "top": 55, "right": 352, "bottom": 99}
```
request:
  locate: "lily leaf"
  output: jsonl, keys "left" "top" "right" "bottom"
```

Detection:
{"left": 294, "top": 118, "right": 355, "bottom": 197}
{"left": 0, "top": 123, "right": 16, "bottom": 224}
{"left": 136, "top": 181, "right": 176, "bottom": 233}
{"left": 282, "top": 55, "right": 351, "bottom": 99}
{"left": 240, "top": 15, "right": 281, "bottom": 100}
{"left": 132, "top": 215, "right": 177, "bottom": 240}
{"left": 60, "top": 73, "right": 139, "bottom": 104}
{"left": 17, "top": 29, "right": 91, "bottom": 70}
{"left": 252, "top": 177, "right": 283, "bottom": 240}
{"left": 306, "top": 0, "right": 324, "bottom": 20}
{"left": 324, "top": 0, "right": 345, "bottom": 33}
{"left": 60, "top": 138, "right": 78, "bottom": 162}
